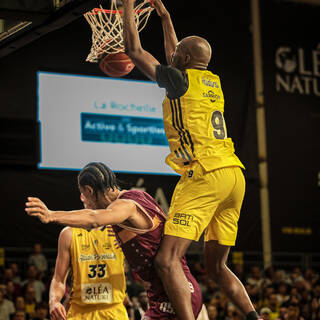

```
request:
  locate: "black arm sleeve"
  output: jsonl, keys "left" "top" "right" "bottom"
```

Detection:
{"left": 155, "top": 65, "right": 188, "bottom": 99}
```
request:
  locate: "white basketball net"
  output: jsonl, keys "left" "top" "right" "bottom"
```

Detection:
{"left": 84, "top": 0, "right": 154, "bottom": 63}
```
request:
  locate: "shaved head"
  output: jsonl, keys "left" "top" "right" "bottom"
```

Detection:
{"left": 171, "top": 35, "right": 212, "bottom": 70}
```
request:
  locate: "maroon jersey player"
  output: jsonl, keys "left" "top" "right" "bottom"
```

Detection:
{"left": 25, "top": 162, "right": 204, "bottom": 319}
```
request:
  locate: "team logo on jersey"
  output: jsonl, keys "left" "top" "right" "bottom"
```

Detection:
{"left": 79, "top": 253, "right": 116, "bottom": 262}
{"left": 102, "top": 243, "right": 111, "bottom": 250}
{"left": 188, "top": 170, "right": 193, "bottom": 178}
{"left": 94, "top": 239, "right": 98, "bottom": 245}
{"left": 202, "top": 90, "right": 220, "bottom": 103}
{"left": 172, "top": 213, "right": 194, "bottom": 226}
{"left": 81, "top": 244, "right": 90, "bottom": 251}
{"left": 201, "top": 77, "right": 219, "bottom": 88}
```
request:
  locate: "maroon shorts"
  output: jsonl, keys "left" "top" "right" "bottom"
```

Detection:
{"left": 143, "top": 276, "right": 202, "bottom": 319}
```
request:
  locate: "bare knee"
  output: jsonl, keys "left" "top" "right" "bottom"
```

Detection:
{"left": 154, "top": 251, "right": 177, "bottom": 275}
{"left": 154, "top": 235, "right": 191, "bottom": 275}
{"left": 207, "top": 261, "right": 227, "bottom": 281}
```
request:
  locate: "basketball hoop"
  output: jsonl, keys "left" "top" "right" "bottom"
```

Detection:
{"left": 84, "top": 0, "right": 154, "bottom": 63}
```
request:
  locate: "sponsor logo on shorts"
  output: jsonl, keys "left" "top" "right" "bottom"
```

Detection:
{"left": 81, "top": 282, "right": 113, "bottom": 304}
{"left": 173, "top": 213, "right": 194, "bottom": 226}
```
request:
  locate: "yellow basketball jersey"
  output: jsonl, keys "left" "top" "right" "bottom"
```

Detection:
{"left": 162, "top": 68, "right": 245, "bottom": 174}
{"left": 69, "top": 226, "right": 126, "bottom": 311}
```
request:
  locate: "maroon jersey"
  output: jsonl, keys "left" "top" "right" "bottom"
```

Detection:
{"left": 112, "top": 190, "right": 202, "bottom": 319}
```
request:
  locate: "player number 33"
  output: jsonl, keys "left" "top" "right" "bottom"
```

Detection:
{"left": 88, "top": 264, "right": 107, "bottom": 279}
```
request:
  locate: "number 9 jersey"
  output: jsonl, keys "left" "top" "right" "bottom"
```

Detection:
{"left": 68, "top": 226, "right": 127, "bottom": 317}
{"left": 162, "top": 68, "right": 245, "bottom": 174}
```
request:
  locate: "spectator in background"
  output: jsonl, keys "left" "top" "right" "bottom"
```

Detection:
{"left": 304, "top": 268, "right": 319, "bottom": 290}
{"left": 276, "top": 306, "right": 288, "bottom": 320}
{"left": 225, "top": 303, "right": 242, "bottom": 320}
{"left": 313, "top": 282, "right": 320, "bottom": 301}
{"left": 276, "top": 282, "right": 290, "bottom": 305}
{"left": 207, "top": 304, "right": 218, "bottom": 320}
{"left": 260, "top": 307, "right": 271, "bottom": 320}
{"left": 21, "top": 265, "right": 45, "bottom": 303}
{"left": 14, "top": 296, "right": 26, "bottom": 315}
{"left": 273, "top": 270, "right": 289, "bottom": 286}
{"left": 247, "top": 266, "right": 264, "bottom": 290}
{"left": 10, "top": 263, "right": 22, "bottom": 285}
{"left": 267, "top": 293, "right": 280, "bottom": 320}
{"left": 287, "top": 302, "right": 304, "bottom": 320}
{"left": 133, "top": 291, "right": 149, "bottom": 320}
{"left": 24, "top": 285, "right": 37, "bottom": 319}
{"left": 33, "top": 302, "right": 49, "bottom": 320}
{"left": 265, "top": 267, "right": 276, "bottom": 285}
{"left": 2, "top": 268, "right": 21, "bottom": 298}
{"left": 12, "top": 311, "right": 27, "bottom": 320}
{"left": 310, "top": 297, "right": 319, "bottom": 320}
{"left": 0, "top": 289, "right": 15, "bottom": 320}
{"left": 5, "top": 280, "right": 17, "bottom": 301}
{"left": 27, "top": 243, "right": 48, "bottom": 278}
{"left": 259, "top": 285, "right": 275, "bottom": 309}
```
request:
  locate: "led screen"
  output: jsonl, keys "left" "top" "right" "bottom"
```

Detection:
{"left": 37, "top": 71, "right": 176, "bottom": 175}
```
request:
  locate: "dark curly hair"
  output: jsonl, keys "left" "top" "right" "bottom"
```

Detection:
{"left": 78, "top": 162, "right": 120, "bottom": 198}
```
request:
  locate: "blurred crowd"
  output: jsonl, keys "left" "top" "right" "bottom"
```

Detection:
{"left": 1, "top": 243, "right": 320, "bottom": 320}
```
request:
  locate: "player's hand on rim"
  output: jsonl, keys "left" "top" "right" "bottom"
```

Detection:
{"left": 119, "top": 0, "right": 136, "bottom": 5}
{"left": 50, "top": 301, "right": 67, "bottom": 320}
{"left": 25, "top": 197, "right": 53, "bottom": 224}
{"left": 151, "top": 0, "right": 169, "bottom": 18}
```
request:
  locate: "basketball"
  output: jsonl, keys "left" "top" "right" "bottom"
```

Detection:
{"left": 99, "top": 52, "right": 135, "bottom": 77}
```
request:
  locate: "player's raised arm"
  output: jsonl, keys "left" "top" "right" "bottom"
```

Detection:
{"left": 49, "top": 227, "right": 71, "bottom": 320}
{"left": 25, "top": 197, "right": 136, "bottom": 229}
{"left": 121, "top": 0, "right": 160, "bottom": 80}
{"left": 152, "top": 0, "right": 178, "bottom": 65}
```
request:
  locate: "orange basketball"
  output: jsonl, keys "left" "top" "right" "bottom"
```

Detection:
{"left": 99, "top": 52, "right": 135, "bottom": 77}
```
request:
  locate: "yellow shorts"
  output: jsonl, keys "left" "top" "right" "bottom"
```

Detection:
{"left": 67, "top": 302, "right": 128, "bottom": 320}
{"left": 164, "top": 162, "right": 245, "bottom": 245}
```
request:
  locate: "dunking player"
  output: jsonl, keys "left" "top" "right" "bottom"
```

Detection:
{"left": 121, "top": 0, "right": 260, "bottom": 320}
{"left": 25, "top": 162, "right": 205, "bottom": 319}
{"left": 49, "top": 221, "right": 128, "bottom": 320}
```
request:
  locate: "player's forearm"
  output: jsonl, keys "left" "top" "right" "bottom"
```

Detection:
{"left": 122, "top": 1, "right": 143, "bottom": 56}
{"left": 160, "top": 13, "right": 178, "bottom": 65}
{"left": 49, "top": 278, "right": 66, "bottom": 309}
{"left": 49, "top": 209, "right": 103, "bottom": 229}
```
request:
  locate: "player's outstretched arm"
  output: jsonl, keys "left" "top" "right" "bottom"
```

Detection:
{"left": 49, "top": 227, "right": 71, "bottom": 320}
{"left": 152, "top": 0, "right": 178, "bottom": 65}
{"left": 121, "top": 0, "right": 160, "bottom": 81}
{"left": 25, "top": 197, "right": 135, "bottom": 229}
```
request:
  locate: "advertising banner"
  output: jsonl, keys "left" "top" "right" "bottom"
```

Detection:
{"left": 261, "top": 0, "right": 320, "bottom": 251}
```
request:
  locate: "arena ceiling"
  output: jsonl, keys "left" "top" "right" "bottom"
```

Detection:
{"left": 0, "top": 0, "right": 319, "bottom": 59}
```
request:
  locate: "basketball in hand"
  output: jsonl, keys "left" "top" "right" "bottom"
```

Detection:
{"left": 99, "top": 52, "right": 135, "bottom": 77}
